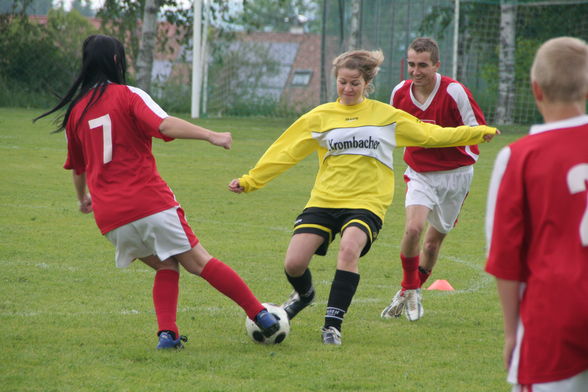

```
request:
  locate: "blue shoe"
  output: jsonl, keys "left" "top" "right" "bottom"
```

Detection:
{"left": 156, "top": 331, "right": 187, "bottom": 350}
{"left": 254, "top": 309, "right": 280, "bottom": 337}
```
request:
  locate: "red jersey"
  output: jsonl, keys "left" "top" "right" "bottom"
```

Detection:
{"left": 390, "top": 73, "right": 486, "bottom": 172}
{"left": 485, "top": 115, "right": 588, "bottom": 384}
{"left": 64, "top": 84, "right": 179, "bottom": 234}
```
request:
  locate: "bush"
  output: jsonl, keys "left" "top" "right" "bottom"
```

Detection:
{"left": 0, "top": 9, "right": 97, "bottom": 108}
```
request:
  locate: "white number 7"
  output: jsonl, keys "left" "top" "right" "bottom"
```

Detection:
{"left": 88, "top": 114, "right": 112, "bottom": 164}
{"left": 567, "top": 163, "right": 588, "bottom": 246}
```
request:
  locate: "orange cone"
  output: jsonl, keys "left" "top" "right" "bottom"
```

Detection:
{"left": 427, "top": 279, "right": 455, "bottom": 291}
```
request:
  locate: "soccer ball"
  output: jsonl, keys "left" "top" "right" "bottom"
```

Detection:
{"left": 246, "top": 303, "right": 290, "bottom": 344}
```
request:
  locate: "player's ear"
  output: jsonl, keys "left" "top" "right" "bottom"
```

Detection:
{"left": 531, "top": 80, "right": 543, "bottom": 102}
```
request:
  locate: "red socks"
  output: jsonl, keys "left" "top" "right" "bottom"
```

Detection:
{"left": 200, "top": 258, "right": 265, "bottom": 320}
{"left": 418, "top": 267, "right": 431, "bottom": 287}
{"left": 400, "top": 254, "right": 420, "bottom": 290}
{"left": 153, "top": 269, "right": 180, "bottom": 338}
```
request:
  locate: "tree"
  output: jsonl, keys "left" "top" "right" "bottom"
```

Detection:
{"left": 136, "top": 0, "right": 159, "bottom": 92}
{"left": 348, "top": 0, "right": 361, "bottom": 50}
{"left": 494, "top": 1, "right": 516, "bottom": 125}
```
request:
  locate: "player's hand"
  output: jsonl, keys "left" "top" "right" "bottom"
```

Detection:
{"left": 79, "top": 193, "right": 93, "bottom": 214}
{"left": 228, "top": 179, "right": 244, "bottom": 193}
{"left": 483, "top": 128, "right": 501, "bottom": 142}
{"left": 209, "top": 132, "right": 232, "bottom": 150}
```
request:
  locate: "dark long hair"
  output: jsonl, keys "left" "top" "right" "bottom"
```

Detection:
{"left": 34, "top": 34, "right": 127, "bottom": 131}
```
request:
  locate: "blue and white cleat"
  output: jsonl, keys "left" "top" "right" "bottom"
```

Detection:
{"left": 254, "top": 309, "right": 280, "bottom": 337}
{"left": 156, "top": 331, "right": 188, "bottom": 350}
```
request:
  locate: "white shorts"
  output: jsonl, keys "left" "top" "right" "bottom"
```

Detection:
{"left": 511, "top": 369, "right": 588, "bottom": 392}
{"left": 404, "top": 165, "right": 473, "bottom": 234}
{"left": 105, "top": 207, "right": 198, "bottom": 268}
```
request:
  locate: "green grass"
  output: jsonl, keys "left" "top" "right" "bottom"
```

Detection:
{"left": 0, "top": 107, "right": 529, "bottom": 392}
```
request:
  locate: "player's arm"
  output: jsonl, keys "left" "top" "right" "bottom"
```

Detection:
{"left": 449, "top": 82, "right": 487, "bottom": 126}
{"left": 394, "top": 110, "right": 498, "bottom": 147}
{"left": 159, "top": 116, "right": 231, "bottom": 149}
{"left": 72, "top": 172, "right": 92, "bottom": 214}
{"left": 485, "top": 147, "right": 526, "bottom": 371}
{"left": 495, "top": 278, "right": 520, "bottom": 370}
{"left": 229, "top": 116, "right": 317, "bottom": 193}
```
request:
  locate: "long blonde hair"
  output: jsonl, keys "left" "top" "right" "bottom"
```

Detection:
{"left": 332, "top": 49, "right": 384, "bottom": 96}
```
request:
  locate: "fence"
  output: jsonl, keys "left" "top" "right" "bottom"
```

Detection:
{"left": 318, "top": 0, "right": 588, "bottom": 124}
{"left": 1, "top": 0, "right": 587, "bottom": 124}
{"left": 202, "top": 0, "right": 588, "bottom": 123}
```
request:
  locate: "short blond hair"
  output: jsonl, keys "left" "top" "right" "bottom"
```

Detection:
{"left": 531, "top": 36, "right": 588, "bottom": 102}
{"left": 332, "top": 49, "right": 384, "bottom": 95}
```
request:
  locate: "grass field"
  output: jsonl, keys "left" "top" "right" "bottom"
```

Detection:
{"left": 0, "top": 107, "right": 529, "bottom": 392}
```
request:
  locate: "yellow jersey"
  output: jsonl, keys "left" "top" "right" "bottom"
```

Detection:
{"left": 238, "top": 98, "right": 496, "bottom": 222}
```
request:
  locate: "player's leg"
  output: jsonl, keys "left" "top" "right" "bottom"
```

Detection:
{"left": 381, "top": 205, "right": 429, "bottom": 320}
{"left": 323, "top": 211, "right": 380, "bottom": 345}
{"left": 140, "top": 255, "right": 186, "bottom": 349}
{"left": 418, "top": 225, "right": 447, "bottom": 287}
{"left": 321, "top": 225, "right": 367, "bottom": 345}
{"left": 282, "top": 233, "right": 324, "bottom": 319}
{"left": 105, "top": 214, "right": 187, "bottom": 349}
{"left": 282, "top": 208, "right": 330, "bottom": 320}
{"left": 174, "top": 243, "right": 279, "bottom": 336}
{"left": 400, "top": 204, "right": 430, "bottom": 288}
{"left": 382, "top": 169, "right": 435, "bottom": 321}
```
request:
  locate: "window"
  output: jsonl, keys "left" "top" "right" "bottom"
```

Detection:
{"left": 291, "top": 69, "right": 313, "bottom": 86}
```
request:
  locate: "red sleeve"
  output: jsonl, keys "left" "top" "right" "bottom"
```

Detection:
{"left": 126, "top": 86, "right": 173, "bottom": 142}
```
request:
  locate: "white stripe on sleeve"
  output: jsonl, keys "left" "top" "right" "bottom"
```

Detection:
{"left": 485, "top": 146, "right": 511, "bottom": 254}
{"left": 126, "top": 85, "right": 168, "bottom": 119}
{"left": 447, "top": 82, "right": 479, "bottom": 126}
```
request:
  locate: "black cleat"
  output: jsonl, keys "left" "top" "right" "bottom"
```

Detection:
{"left": 282, "top": 288, "right": 315, "bottom": 320}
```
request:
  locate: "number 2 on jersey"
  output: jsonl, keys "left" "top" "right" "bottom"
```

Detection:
{"left": 567, "top": 163, "right": 588, "bottom": 246}
{"left": 88, "top": 114, "right": 112, "bottom": 164}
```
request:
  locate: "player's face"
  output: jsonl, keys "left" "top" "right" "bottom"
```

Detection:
{"left": 337, "top": 68, "right": 367, "bottom": 106}
{"left": 407, "top": 49, "right": 440, "bottom": 90}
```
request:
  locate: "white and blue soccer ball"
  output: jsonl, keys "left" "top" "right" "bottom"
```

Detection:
{"left": 245, "top": 303, "right": 290, "bottom": 344}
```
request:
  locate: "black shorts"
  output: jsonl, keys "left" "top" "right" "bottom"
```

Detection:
{"left": 292, "top": 207, "right": 383, "bottom": 257}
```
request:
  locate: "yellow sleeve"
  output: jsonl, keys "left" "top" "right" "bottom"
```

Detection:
{"left": 393, "top": 109, "right": 497, "bottom": 147}
{"left": 239, "top": 115, "right": 319, "bottom": 192}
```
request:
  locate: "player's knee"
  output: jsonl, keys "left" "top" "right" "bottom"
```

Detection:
{"left": 338, "top": 242, "right": 361, "bottom": 265}
{"left": 404, "top": 225, "right": 423, "bottom": 241}
{"left": 284, "top": 258, "right": 308, "bottom": 277}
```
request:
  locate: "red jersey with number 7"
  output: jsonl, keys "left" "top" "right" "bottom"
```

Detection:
{"left": 485, "top": 115, "right": 588, "bottom": 384}
{"left": 64, "top": 84, "right": 178, "bottom": 234}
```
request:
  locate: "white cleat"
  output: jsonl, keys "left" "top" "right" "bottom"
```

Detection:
{"left": 381, "top": 289, "right": 406, "bottom": 319}
{"left": 404, "top": 289, "right": 424, "bottom": 321}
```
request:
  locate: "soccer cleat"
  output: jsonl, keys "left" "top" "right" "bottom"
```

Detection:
{"left": 254, "top": 309, "right": 280, "bottom": 338}
{"left": 381, "top": 289, "right": 406, "bottom": 319}
{"left": 156, "top": 331, "right": 188, "bottom": 350}
{"left": 282, "top": 288, "right": 315, "bottom": 320}
{"left": 321, "top": 326, "right": 342, "bottom": 345}
{"left": 404, "top": 288, "right": 424, "bottom": 321}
